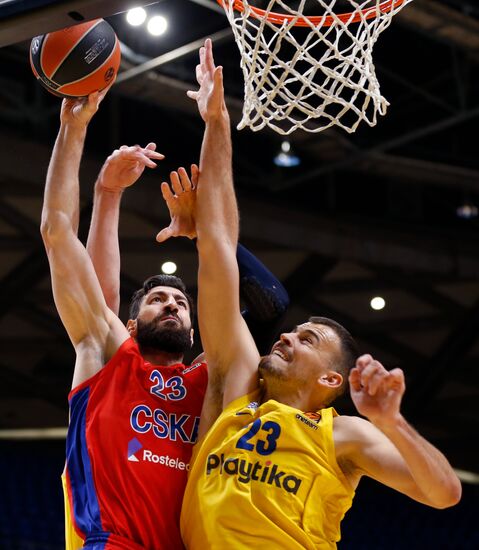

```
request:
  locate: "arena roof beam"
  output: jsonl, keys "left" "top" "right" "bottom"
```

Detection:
{"left": 276, "top": 104, "right": 479, "bottom": 190}
{"left": 237, "top": 197, "right": 479, "bottom": 278}
{"left": 115, "top": 28, "right": 233, "bottom": 85}
{"left": 0, "top": 0, "right": 155, "bottom": 47}
{"left": 396, "top": 0, "right": 479, "bottom": 62}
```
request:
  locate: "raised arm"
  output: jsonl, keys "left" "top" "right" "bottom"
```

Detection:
{"left": 86, "top": 143, "right": 164, "bottom": 314}
{"left": 190, "top": 40, "right": 260, "bottom": 431}
{"left": 41, "top": 92, "right": 128, "bottom": 389}
{"left": 336, "top": 354, "right": 462, "bottom": 509}
{"left": 237, "top": 242, "right": 290, "bottom": 355}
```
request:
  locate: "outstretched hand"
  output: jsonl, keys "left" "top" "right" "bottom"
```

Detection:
{"left": 97, "top": 143, "right": 165, "bottom": 193}
{"left": 349, "top": 354, "right": 405, "bottom": 426}
{"left": 60, "top": 81, "right": 113, "bottom": 128}
{"left": 187, "top": 38, "right": 226, "bottom": 122}
{"left": 156, "top": 165, "right": 198, "bottom": 243}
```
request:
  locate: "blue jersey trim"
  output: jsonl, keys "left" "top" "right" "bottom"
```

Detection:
{"left": 83, "top": 532, "right": 111, "bottom": 549}
{"left": 66, "top": 387, "right": 103, "bottom": 535}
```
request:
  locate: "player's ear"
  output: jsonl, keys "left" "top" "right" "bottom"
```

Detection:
{"left": 190, "top": 328, "right": 194, "bottom": 347}
{"left": 319, "top": 371, "right": 343, "bottom": 389}
{"left": 127, "top": 319, "right": 137, "bottom": 338}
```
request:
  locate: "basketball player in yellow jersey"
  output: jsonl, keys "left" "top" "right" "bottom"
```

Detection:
{"left": 160, "top": 40, "right": 462, "bottom": 549}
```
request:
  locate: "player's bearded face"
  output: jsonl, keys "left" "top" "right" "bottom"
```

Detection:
{"left": 136, "top": 315, "right": 192, "bottom": 353}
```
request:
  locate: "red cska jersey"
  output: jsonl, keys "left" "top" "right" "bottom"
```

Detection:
{"left": 64, "top": 337, "right": 208, "bottom": 549}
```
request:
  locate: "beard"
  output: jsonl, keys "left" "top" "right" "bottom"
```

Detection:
{"left": 258, "top": 354, "right": 288, "bottom": 381}
{"left": 136, "top": 316, "right": 192, "bottom": 354}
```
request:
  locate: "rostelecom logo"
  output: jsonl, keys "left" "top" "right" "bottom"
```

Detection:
{"left": 128, "top": 437, "right": 143, "bottom": 462}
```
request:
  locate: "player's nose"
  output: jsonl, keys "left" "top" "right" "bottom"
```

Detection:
{"left": 280, "top": 332, "right": 294, "bottom": 346}
{"left": 164, "top": 296, "right": 179, "bottom": 311}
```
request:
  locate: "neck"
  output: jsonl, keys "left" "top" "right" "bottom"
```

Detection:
{"left": 262, "top": 380, "right": 326, "bottom": 412}
{"left": 138, "top": 346, "right": 184, "bottom": 366}
{"left": 262, "top": 382, "right": 305, "bottom": 410}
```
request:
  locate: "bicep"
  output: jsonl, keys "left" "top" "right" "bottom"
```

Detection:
{"left": 45, "top": 231, "right": 125, "bottom": 349}
{"left": 340, "top": 418, "right": 429, "bottom": 503}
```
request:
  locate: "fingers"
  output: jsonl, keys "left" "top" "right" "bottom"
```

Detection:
{"left": 178, "top": 167, "right": 193, "bottom": 191}
{"left": 190, "top": 164, "right": 199, "bottom": 186}
{"left": 168, "top": 168, "right": 194, "bottom": 194}
{"left": 170, "top": 171, "right": 183, "bottom": 196}
{"left": 88, "top": 79, "right": 113, "bottom": 108}
{"left": 156, "top": 226, "right": 173, "bottom": 243}
{"left": 100, "top": 78, "right": 116, "bottom": 97}
{"left": 144, "top": 147, "right": 164, "bottom": 161}
{"left": 114, "top": 144, "right": 164, "bottom": 166}
{"left": 351, "top": 354, "right": 388, "bottom": 396}
{"left": 161, "top": 180, "right": 174, "bottom": 199}
{"left": 387, "top": 368, "right": 405, "bottom": 392}
{"left": 187, "top": 90, "right": 199, "bottom": 100}
{"left": 211, "top": 66, "right": 225, "bottom": 105}
{"left": 348, "top": 367, "right": 362, "bottom": 392}
{"left": 204, "top": 38, "right": 215, "bottom": 75}
{"left": 196, "top": 62, "right": 204, "bottom": 86}
{"left": 199, "top": 47, "right": 206, "bottom": 76}
{"left": 353, "top": 356, "right": 406, "bottom": 398}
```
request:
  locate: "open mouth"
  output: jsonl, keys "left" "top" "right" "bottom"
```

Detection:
{"left": 272, "top": 347, "right": 289, "bottom": 361}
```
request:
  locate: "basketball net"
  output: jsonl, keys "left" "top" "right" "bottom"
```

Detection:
{"left": 219, "top": 0, "right": 413, "bottom": 134}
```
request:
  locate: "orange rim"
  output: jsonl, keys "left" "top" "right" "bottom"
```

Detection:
{"left": 217, "top": 0, "right": 406, "bottom": 27}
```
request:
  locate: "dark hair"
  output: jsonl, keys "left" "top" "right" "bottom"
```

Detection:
{"left": 128, "top": 275, "right": 195, "bottom": 321}
{"left": 309, "top": 316, "right": 359, "bottom": 400}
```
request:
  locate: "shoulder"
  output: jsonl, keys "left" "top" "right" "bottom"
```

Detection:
{"left": 334, "top": 414, "right": 370, "bottom": 433}
{"left": 333, "top": 415, "right": 376, "bottom": 488}
{"left": 333, "top": 415, "right": 378, "bottom": 455}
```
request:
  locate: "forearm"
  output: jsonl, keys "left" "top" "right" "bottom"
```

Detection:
{"left": 376, "top": 415, "right": 461, "bottom": 508}
{"left": 86, "top": 184, "right": 122, "bottom": 314}
{"left": 42, "top": 123, "right": 87, "bottom": 238}
{"left": 196, "top": 112, "right": 238, "bottom": 247}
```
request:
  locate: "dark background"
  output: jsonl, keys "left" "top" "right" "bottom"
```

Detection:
{"left": 0, "top": 0, "right": 478, "bottom": 548}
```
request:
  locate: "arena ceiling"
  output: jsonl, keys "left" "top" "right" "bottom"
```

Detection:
{"left": 0, "top": 0, "right": 478, "bottom": 478}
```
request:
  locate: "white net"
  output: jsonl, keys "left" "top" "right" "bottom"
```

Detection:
{"left": 220, "top": 0, "right": 413, "bottom": 134}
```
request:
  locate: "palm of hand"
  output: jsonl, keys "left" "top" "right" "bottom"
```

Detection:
{"left": 167, "top": 191, "right": 196, "bottom": 239}
{"left": 196, "top": 78, "right": 215, "bottom": 121}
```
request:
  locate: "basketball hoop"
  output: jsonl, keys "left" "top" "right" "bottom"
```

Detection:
{"left": 217, "top": 0, "right": 413, "bottom": 134}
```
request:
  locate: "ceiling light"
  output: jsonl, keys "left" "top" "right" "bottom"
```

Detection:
{"left": 126, "top": 7, "right": 147, "bottom": 26}
{"left": 273, "top": 140, "right": 300, "bottom": 167}
{"left": 370, "top": 296, "right": 385, "bottom": 311}
{"left": 161, "top": 261, "right": 177, "bottom": 275}
{"left": 456, "top": 201, "right": 478, "bottom": 219}
{"left": 147, "top": 15, "right": 168, "bottom": 36}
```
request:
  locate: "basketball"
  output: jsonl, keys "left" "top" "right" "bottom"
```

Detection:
{"left": 29, "top": 19, "right": 121, "bottom": 98}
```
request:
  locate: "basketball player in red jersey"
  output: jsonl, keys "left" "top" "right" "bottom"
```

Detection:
{"left": 41, "top": 88, "right": 206, "bottom": 548}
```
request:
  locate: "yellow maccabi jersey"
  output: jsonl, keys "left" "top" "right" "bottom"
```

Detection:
{"left": 181, "top": 390, "right": 355, "bottom": 549}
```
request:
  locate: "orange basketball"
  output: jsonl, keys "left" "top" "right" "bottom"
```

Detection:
{"left": 29, "top": 19, "right": 121, "bottom": 98}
